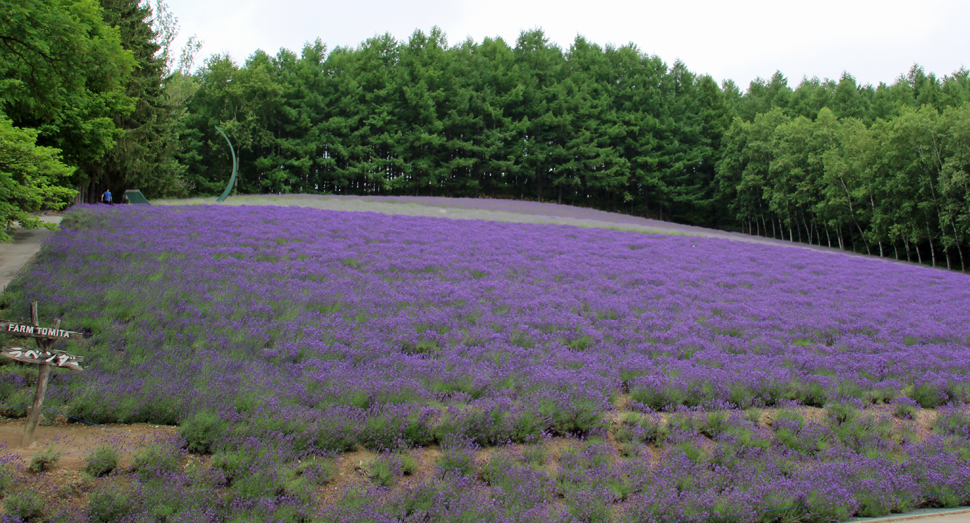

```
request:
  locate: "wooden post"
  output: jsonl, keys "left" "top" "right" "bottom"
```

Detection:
{"left": 0, "top": 301, "right": 83, "bottom": 446}
{"left": 22, "top": 302, "right": 56, "bottom": 447}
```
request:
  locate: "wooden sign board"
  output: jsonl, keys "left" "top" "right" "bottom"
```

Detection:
{"left": 2, "top": 302, "right": 86, "bottom": 446}
{"left": 1, "top": 322, "right": 83, "bottom": 340}
{"left": 1, "top": 347, "right": 83, "bottom": 371}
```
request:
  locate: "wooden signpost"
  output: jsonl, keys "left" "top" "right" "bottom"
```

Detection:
{"left": 0, "top": 302, "right": 84, "bottom": 446}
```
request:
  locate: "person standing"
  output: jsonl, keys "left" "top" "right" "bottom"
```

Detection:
{"left": 100, "top": 189, "right": 112, "bottom": 204}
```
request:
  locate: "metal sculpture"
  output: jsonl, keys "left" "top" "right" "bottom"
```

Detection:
{"left": 215, "top": 126, "right": 237, "bottom": 202}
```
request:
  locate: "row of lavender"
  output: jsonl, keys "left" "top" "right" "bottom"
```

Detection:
{"left": 6, "top": 405, "right": 970, "bottom": 521}
{"left": 324, "top": 407, "right": 970, "bottom": 523}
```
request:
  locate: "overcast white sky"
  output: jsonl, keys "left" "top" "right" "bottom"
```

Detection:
{"left": 163, "top": 0, "right": 969, "bottom": 90}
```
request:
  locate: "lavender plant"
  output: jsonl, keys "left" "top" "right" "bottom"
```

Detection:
{"left": 83, "top": 444, "right": 120, "bottom": 477}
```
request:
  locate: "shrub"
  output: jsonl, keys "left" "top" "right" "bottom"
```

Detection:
{"left": 384, "top": 477, "right": 452, "bottom": 518}
{"left": 0, "top": 465, "right": 13, "bottom": 496}
{"left": 179, "top": 411, "right": 227, "bottom": 454}
{"left": 292, "top": 458, "right": 336, "bottom": 486}
{"left": 4, "top": 491, "right": 46, "bottom": 521}
{"left": 437, "top": 445, "right": 477, "bottom": 476}
{"left": 0, "top": 389, "right": 33, "bottom": 418}
{"left": 84, "top": 445, "right": 121, "bottom": 477}
{"left": 801, "top": 482, "right": 858, "bottom": 523}
{"left": 771, "top": 409, "right": 805, "bottom": 430}
{"left": 368, "top": 457, "right": 397, "bottom": 487}
{"left": 913, "top": 379, "right": 950, "bottom": 408}
{"left": 523, "top": 444, "right": 548, "bottom": 467}
{"left": 438, "top": 453, "right": 475, "bottom": 477}
{"left": 672, "top": 440, "right": 709, "bottom": 463}
{"left": 934, "top": 406, "right": 970, "bottom": 439}
{"left": 402, "top": 339, "right": 439, "bottom": 356}
{"left": 132, "top": 442, "right": 182, "bottom": 479}
{"left": 698, "top": 411, "right": 729, "bottom": 438}
{"left": 892, "top": 397, "right": 920, "bottom": 420}
{"left": 615, "top": 412, "right": 667, "bottom": 445}
{"left": 367, "top": 452, "right": 416, "bottom": 487}
{"left": 29, "top": 445, "right": 60, "bottom": 473}
{"left": 87, "top": 487, "right": 139, "bottom": 523}
{"left": 833, "top": 413, "right": 893, "bottom": 452}
{"left": 312, "top": 416, "right": 361, "bottom": 452}
{"left": 232, "top": 470, "right": 284, "bottom": 502}
{"left": 721, "top": 421, "right": 771, "bottom": 450}
{"left": 399, "top": 453, "right": 419, "bottom": 475}
{"left": 826, "top": 401, "right": 858, "bottom": 426}
{"left": 211, "top": 451, "right": 248, "bottom": 486}
{"left": 744, "top": 408, "right": 762, "bottom": 425}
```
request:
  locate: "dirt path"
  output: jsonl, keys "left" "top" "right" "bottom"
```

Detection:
{"left": 0, "top": 416, "right": 177, "bottom": 469}
{"left": 1, "top": 215, "right": 63, "bottom": 293}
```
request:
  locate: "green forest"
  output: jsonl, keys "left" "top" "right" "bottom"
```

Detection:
{"left": 3, "top": 0, "right": 970, "bottom": 270}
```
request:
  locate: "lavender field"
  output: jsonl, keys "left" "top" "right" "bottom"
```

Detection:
{"left": 2, "top": 201, "right": 970, "bottom": 522}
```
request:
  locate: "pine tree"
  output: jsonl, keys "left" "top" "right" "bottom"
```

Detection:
{"left": 90, "top": 0, "right": 188, "bottom": 200}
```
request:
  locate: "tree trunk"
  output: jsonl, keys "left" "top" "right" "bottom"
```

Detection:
{"left": 926, "top": 220, "right": 936, "bottom": 267}
{"left": 914, "top": 229, "right": 923, "bottom": 264}
{"left": 868, "top": 188, "right": 880, "bottom": 254}
{"left": 948, "top": 217, "right": 966, "bottom": 272}
{"left": 801, "top": 212, "right": 812, "bottom": 245}
{"left": 854, "top": 222, "right": 871, "bottom": 255}
{"left": 941, "top": 219, "right": 957, "bottom": 271}
{"left": 824, "top": 225, "right": 832, "bottom": 248}
{"left": 904, "top": 237, "right": 911, "bottom": 262}
{"left": 771, "top": 217, "right": 777, "bottom": 239}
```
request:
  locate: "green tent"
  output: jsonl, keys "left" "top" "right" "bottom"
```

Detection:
{"left": 124, "top": 189, "right": 150, "bottom": 204}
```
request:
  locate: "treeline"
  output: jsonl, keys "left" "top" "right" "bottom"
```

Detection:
{"left": 180, "top": 28, "right": 731, "bottom": 225}
{"left": 178, "top": 28, "right": 970, "bottom": 269}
